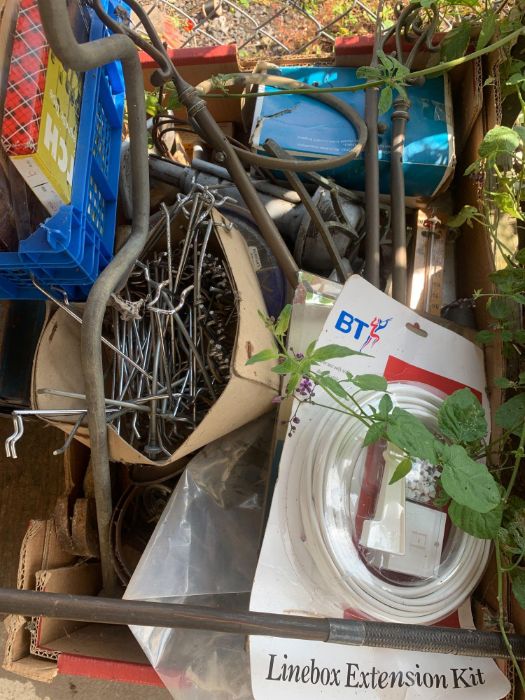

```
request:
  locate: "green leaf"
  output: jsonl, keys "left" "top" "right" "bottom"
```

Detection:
{"left": 441, "top": 21, "right": 471, "bottom": 62}
{"left": 389, "top": 458, "right": 413, "bottom": 485}
{"left": 275, "top": 304, "right": 292, "bottom": 337}
{"left": 145, "top": 92, "right": 160, "bottom": 116}
{"left": 440, "top": 444, "right": 501, "bottom": 513}
{"left": 245, "top": 348, "right": 278, "bottom": 365}
{"left": 318, "top": 375, "right": 349, "bottom": 399}
{"left": 491, "top": 191, "right": 524, "bottom": 220}
{"left": 448, "top": 501, "right": 503, "bottom": 539}
{"left": 363, "top": 422, "right": 387, "bottom": 446}
{"left": 305, "top": 340, "right": 317, "bottom": 357}
{"left": 438, "top": 388, "right": 487, "bottom": 444}
{"left": 356, "top": 66, "right": 381, "bottom": 80}
{"left": 464, "top": 161, "right": 481, "bottom": 176}
{"left": 510, "top": 569, "right": 525, "bottom": 609}
{"left": 378, "top": 87, "right": 393, "bottom": 115}
{"left": 378, "top": 51, "right": 395, "bottom": 70}
{"left": 271, "top": 358, "right": 297, "bottom": 375}
{"left": 351, "top": 374, "right": 388, "bottom": 392}
{"left": 386, "top": 408, "right": 438, "bottom": 463}
{"left": 514, "top": 329, "right": 525, "bottom": 342}
{"left": 476, "top": 330, "right": 495, "bottom": 345}
{"left": 495, "top": 394, "right": 525, "bottom": 437}
{"left": 378, "top": 394, "right": 393, "bottom": 418}
{"left": 448, "top": 205, "right": 478, "bottom": 228}
{"left": 494, "top": 376, "right": 514, "bottom": 389}
{"left": 488, "top": 296, "right": 512, "bottom": 320}
{"left": 286, "top": 372, "right": 301, "bottom": 395}
{"left": 478, "top": 126, "right": 520, "bottom": 159}
{"left": 312, "top": 344, "right": 366, "bottom": 362}
{"left": 507, "top": 72, "right": 525, "bottom": 86}
{"left": 389, "top": 57, "right": 411, "bottom": 79}
{"left": 476, "top": 11, "right": 496, "bottom": 50}
{"left": 490, "top": 267, "right": 525, "bottom": 294}
{"left": 515, "top": 126, "right": 525, "bottom": 144}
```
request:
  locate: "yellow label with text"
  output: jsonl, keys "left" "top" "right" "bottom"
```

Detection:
{"left": 12, "top": 49, "right": 82, "bottom": 209}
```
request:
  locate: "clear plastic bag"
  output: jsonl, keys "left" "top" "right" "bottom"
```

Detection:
{"left": 125, "top": 414, "right": 274, "bottom": 699}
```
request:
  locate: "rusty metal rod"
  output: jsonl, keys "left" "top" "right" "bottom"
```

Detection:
{"left": 0, "top": 588, "right": 524, "bottom": 659}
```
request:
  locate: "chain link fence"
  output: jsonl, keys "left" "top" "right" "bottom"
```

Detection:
{"left": 135, "top": 0, "right": 395, "bottom": 59}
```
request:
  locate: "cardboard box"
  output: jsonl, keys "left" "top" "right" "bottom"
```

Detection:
{"left": 30, "top": 209, "right": 279, "bottom": 466}
{"left": 0, "top": 0, "right": 90, "bottom": 213}
{"left": 250, "top": 65, "right": 455, "bottom": 199}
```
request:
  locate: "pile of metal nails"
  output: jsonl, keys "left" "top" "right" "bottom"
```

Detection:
{"left": 105, "top": 187, "right": 237, "bottom": 460}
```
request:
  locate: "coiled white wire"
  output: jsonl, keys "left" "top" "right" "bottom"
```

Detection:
{"left": 285, "top": 382, "right": 490, "bottom": 624}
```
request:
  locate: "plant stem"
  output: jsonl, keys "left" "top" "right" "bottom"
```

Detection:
{"left": 504, "top": 420, "right": 525, "bottom": 502}
{"left": 495, "top": 540, "right": 525, "bottom": 691}
{"left": 310, "top": 377, "right": 373, "bottom": 427}
{"left": 203, "top": 27, "right": 525, "bottom": 100}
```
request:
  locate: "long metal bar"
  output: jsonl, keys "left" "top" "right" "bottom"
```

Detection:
{"left": 390, "top": 97, "right": 410, "bottom": 304}
{"left": 363, "top": 3, "right": 383, "bottom": 288}
{"left": 0, "top": 588, "right": 523, "bottom": 659}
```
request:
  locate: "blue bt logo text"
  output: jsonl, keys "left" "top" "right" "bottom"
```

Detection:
{"left": 335, "top": 311, "right": 393, "bottom": 351}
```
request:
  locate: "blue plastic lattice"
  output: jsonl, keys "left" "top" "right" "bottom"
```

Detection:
{"left": 0, "top": 0, "right": 126, "bottom": 300}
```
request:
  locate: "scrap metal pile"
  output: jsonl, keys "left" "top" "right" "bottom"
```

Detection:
{"left": 106, "top": 190, "right": 237, "bottom": 459}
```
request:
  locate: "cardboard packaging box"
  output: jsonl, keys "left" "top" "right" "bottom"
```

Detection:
{"left": 249, "top": 65, "right": 455, "bottom": 198}
{"left": 30, "top": 209, "right": 279, "bottom": 465}
{"left": 0, "top": 0, "right": 90, "bottom": 213}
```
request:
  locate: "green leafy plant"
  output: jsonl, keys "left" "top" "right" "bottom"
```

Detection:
{"left": 356, "top": 51, "right": 411, "bottom": 114}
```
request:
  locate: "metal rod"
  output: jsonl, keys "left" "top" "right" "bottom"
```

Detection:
{"left": 364, "top": 2, "right": 383, "bottom": 288}
{"left": 31, "top": 277, "right": 152, "bottom": 382}
{"left": 0, "top": 588, "right": 523, "bottom": 659}
{"left": 390, "top": 97, "right": 410, "bottom": 304}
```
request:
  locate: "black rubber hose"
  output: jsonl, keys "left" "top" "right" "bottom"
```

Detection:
{"left": 38, "top": 0, "right": 150, "bottom": 594}
{"left": 0, "top": 588, "right": 524, "bottom": 659}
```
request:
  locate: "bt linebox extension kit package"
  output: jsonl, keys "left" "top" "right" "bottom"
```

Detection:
{"left": 250, "top": 276, "right": 510, "bottom": 700}
{"left": 1, "top": 0, "right": 90, "bottom": 213}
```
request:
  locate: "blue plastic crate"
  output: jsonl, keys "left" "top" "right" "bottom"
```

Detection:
{"left": 0, "top": 0, "right": 126, "bottom": 300}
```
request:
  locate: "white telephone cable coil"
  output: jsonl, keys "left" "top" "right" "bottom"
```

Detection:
{"left": 285, "top": 382, "right": 490, "bottom": 624}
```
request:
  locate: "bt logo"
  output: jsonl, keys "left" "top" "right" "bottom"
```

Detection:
{"left": 335, "top": 311, "right": 393, "bottom": 351}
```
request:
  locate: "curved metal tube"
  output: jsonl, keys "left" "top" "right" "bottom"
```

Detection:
{"left": 38, "top": 0, "right": 150, "bottom": 593}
